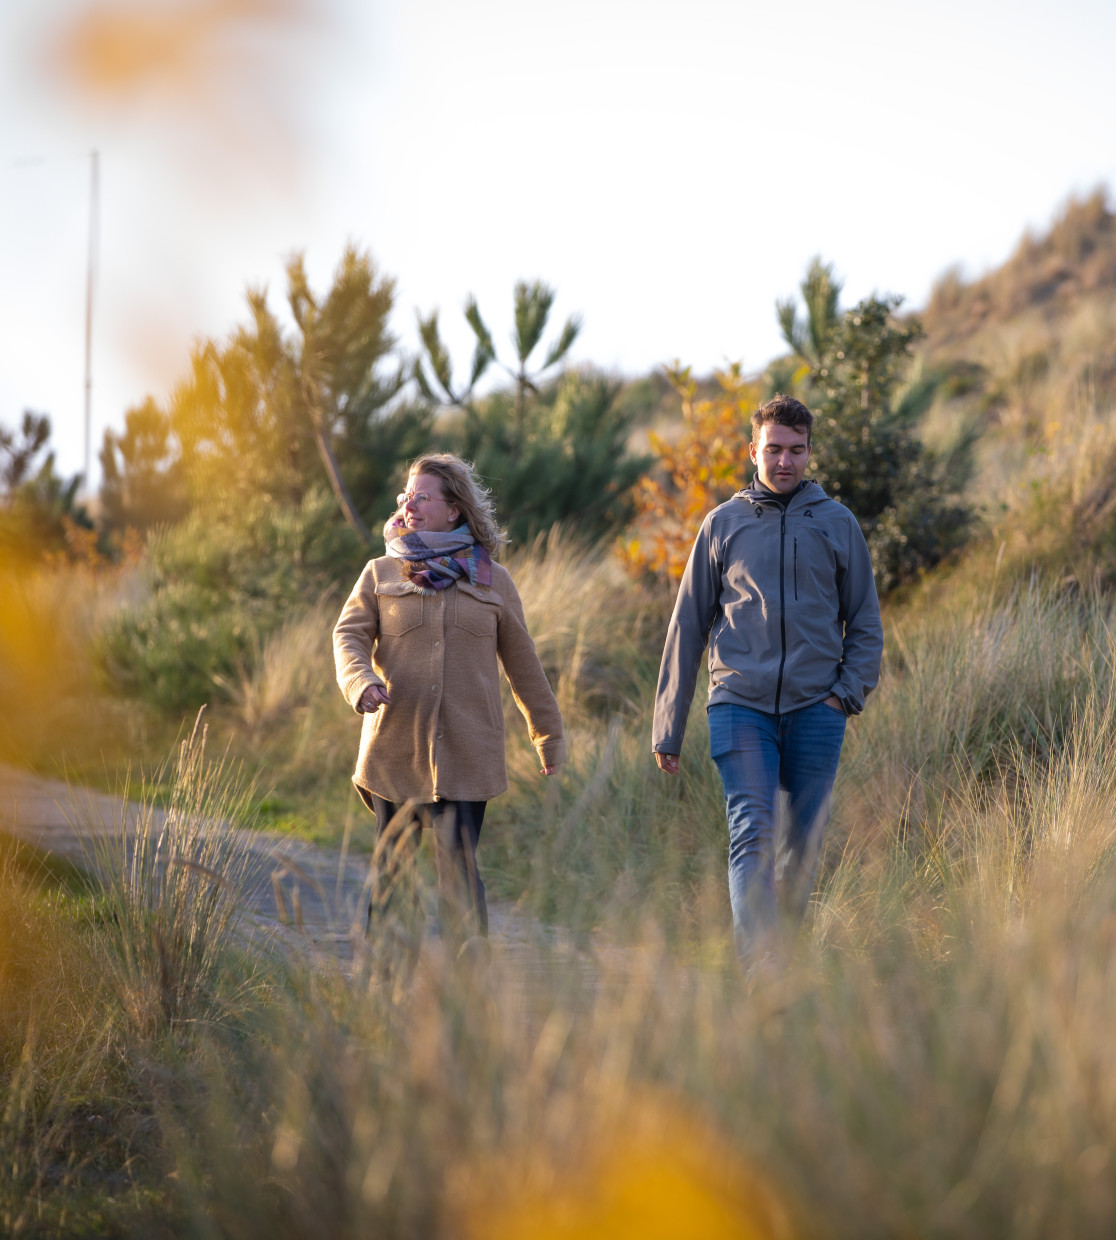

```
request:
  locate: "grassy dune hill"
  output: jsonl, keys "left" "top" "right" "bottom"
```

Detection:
{"left": 923, "top": 189, "right": 1116, "bottom": 347}
{"left": 914, "top": 189, "right": 1116, "bottom": 591}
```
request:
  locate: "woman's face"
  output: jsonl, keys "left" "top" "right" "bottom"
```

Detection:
{"left": 400, "top": 472, "right": 461, "bottom": 534}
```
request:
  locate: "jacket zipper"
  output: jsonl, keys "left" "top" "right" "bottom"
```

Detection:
{"left": 793, "top": 536, "right": 799, "bottom": 600}
{"left": 774, "top": 506, "right": 788, "bottom": 713}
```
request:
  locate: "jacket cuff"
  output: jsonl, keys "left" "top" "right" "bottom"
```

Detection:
{"left": 834, "top": 687, "right": 863, "bottom": 716}
{"left": 346, "top": 675, "right": 384, "bottom": 713}
{"left": 537, "top": 738, "right": 567, "bottom": 767}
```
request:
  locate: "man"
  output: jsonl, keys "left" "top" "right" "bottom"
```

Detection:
{"left": 652, "top": 395, "right": 883, "bottom": 964}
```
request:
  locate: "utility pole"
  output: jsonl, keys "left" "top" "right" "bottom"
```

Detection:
{"left": 83, "top": 149, "right": 99, "bottom": 497}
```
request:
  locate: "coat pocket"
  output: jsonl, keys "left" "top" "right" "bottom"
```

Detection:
{"left": 377, "top": 592, "right": 424, "bottom": 635}
{"left": 453, "top": 589, "right": 498, "bottom": 637}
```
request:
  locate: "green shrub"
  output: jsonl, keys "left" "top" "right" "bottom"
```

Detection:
{"left": 99, "top": 488, "right": 366, "bottom": 712}
{"left": 450, "top": 371, "right": 649, "bottom": 545}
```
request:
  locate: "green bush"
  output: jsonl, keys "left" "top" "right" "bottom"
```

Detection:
{"left": 99, "top": 489, "right": 366, "bottom": 712}
{"left": 805, "top": 297, "right": 974, "bottom": 592}
{"left": 450, "top": 371, "right": 649, "bottom": 545}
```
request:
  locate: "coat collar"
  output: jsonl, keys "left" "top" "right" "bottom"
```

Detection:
{"left": 735, "top": 479, "right": 827, "bottom": 511}
{"left": 372, "top": 558, "right": 503, "bottom": 604}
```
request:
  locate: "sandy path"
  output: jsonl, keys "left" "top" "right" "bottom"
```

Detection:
{"left": 0, "top": 762, "right": 635, "bottom": 997}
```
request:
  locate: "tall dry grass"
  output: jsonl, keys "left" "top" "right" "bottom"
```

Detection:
{"left": 87, "top": 669, "right": 1116, "bottom": 1238}
{"left": 6, "top": 554, "right": 1116, "bottom": 1233}
{"left": 0, "top": 559, "right": 150, "bottom": 768}
{"left": 212, "top": 597, "right": 339, "bottom": 735}
{"left": 971, "top": 296, "right": 1116, "bottom": 501}
{"left": 833, "top": 576, "right": 1116, "bottom": 851}
{"left": 87, "top": 708, "right": 267, "bottom": 1038}
{"left": 0, "top": 834, "right": 192, "bottom": 1234}
{"left": 0, "top": 842, "right": 112, "bottom": 1234}
{"left": 0, "top": 712, "right": 281, "bottom": 1233}
{"left": 8, "top": 380, "right": 1116, "bottom": 1231}
{"left": 919, "top": 290, "right": 1116, "bottom": 531}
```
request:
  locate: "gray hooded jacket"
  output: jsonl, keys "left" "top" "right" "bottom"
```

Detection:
{"left": 652, "top": 480, "right": 883, "bottom": 755}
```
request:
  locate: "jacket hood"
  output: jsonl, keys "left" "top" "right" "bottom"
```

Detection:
{"left": 734, "top": 478, "right": 829, "bottom": 507}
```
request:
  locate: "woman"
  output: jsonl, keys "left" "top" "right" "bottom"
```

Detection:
{"left": 333, "top": 453, "right": 565, "bottom": 961}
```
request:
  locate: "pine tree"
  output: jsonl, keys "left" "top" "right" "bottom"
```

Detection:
{"left": 171, "top": 245, "right": 423, "bottom": 543}
{"left": 414, "top": 281, "right": 642, "bottom": 543}
{"left": 1, "top": 411, "right": 92, "bottom": 560}
{"left": 99, "top": 398, "right": 188, "bottom": 531}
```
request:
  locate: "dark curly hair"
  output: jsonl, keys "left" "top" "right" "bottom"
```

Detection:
{"left": 751, "top": 394, "right": 815, "bottom": 447}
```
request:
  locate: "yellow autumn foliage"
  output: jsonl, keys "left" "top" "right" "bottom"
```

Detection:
{"left": 458, "top": 1090, "right": 797, "bottom": 1240}
{"left": 619, "top": 364, "right": 760, "bottom": 584}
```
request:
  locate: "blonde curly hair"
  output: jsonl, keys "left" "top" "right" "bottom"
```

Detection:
{"left": 395, "top": 453, "right": 505, "bottom": 557}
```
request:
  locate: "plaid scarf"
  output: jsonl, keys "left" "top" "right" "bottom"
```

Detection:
{"left": 385, "top": 523, "right": 493, "bottom": 594}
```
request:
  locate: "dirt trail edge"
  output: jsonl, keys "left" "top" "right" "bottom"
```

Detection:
{"left": 0, "top": 762, "right": 639, "bottom": 995}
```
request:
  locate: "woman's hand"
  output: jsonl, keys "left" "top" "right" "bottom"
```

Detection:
{"left": 358, "top": 684, "right": 390, "bottom": 712}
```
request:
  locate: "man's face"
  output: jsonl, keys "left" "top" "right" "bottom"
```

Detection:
{"left": 749, "top": 422, "right": 811, "bottom": 493}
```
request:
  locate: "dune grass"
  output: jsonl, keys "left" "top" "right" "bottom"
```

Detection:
{"left": 0, "top": 557, "right": 183, "bottom": 798}
{"left": 7, "top": 668, "right": 1116, "bottom": 1236}
{"left": 3, "top": 572, "right": 1116, "bottom": 1234}
{"left": 7, "top": 399, "right": 1116, "bottom": 1231}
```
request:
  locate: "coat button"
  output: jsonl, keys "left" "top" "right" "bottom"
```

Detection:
{"left": 431, "top": 684, "right": 437, "bottom": 691}
{"left": 434, "top": 640, "right": 441, "bottom": 649}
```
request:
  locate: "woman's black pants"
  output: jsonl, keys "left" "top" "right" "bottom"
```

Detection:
{"left": 359, "top": 790, "right": 488, "bottom": 956}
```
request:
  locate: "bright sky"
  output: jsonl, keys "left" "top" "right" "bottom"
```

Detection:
{"left": 2, "top": 0, "right": 1114, "bottom": 490}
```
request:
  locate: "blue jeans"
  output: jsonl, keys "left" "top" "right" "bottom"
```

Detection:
{"left": 709, "top": 701, "right": 847, "bottom": 961}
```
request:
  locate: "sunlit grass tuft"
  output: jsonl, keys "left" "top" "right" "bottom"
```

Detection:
{"left": 86, "top": 708, "right": 266, "bottom": 1038}
{"left": 213, "top": 596, "right": 338, "bottom": 734}
{"left": 0, "top": 560, "right": 147, "bottom": 766}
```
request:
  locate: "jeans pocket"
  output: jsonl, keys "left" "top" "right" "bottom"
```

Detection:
{"left": 707, "top": 704, "right": 736, "bottom": 759}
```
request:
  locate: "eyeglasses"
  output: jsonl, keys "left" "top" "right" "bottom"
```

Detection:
{"left": 396, "top": 489, "right": 445, "bottom": 508}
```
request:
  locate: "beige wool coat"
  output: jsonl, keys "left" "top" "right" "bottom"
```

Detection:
{"left": 333, "top": 556, "right": 566, "bottom": 803}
